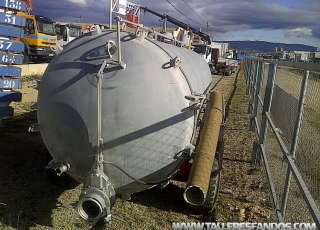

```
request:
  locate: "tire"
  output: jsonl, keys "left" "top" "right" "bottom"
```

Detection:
{"left": 192, "top": 158, "right": 221, "bottom": 213}
{"left": 22, "top": 53, "right": 30, "bottom": 64}
{"left": 224, "top": 68, "right": 232, "bottom": 76}
{"left": 192, "top": 141, "right": 224, "bottom": 213}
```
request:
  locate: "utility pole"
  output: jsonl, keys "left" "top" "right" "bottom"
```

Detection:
{"left": 207, "top": 21, "right": 209, "bottom": 35}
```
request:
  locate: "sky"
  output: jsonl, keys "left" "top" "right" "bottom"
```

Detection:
{"left": 31, "top": 0, "right": 320, "bottom": 49}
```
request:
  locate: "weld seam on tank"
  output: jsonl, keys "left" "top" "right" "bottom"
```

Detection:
{"left": 183, "top": 90, "right": 223, "bottom": 206}
{"left": 146, "top": 37, "right": 193, "bottom": 93}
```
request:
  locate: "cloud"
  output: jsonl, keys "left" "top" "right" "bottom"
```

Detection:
{"left": 135, "top": 1, "right": 320, "bottom": 40}
{"left": 32, "top": 0, "right": 108, "bottom": 23}
{"left": 65, "top": 0, "right": 87, "bottom": 5}
{"left": 311, "top": 26, "right": 320, "bottom": 39}
{"left": 304, "top": 0, "right": 320, "bottom": 12}
{"left": 284, "top": 27, "right": 312, "bottom": 38}
{"left": 30, "top": 0, "right": 320, "bottom": 43}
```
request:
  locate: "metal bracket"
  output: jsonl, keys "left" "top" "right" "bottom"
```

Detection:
{"left": 102, "top": 17, "right": 127, "bottom": 70}
{"left": 46, "top": 160, "right": 70, "bottom": 176}
{"left": 103, "top": 40, "right": 126, "bottom": 69}
{"left": 170, "top": 56, "right": 183, "bottom": 69}
{"left": 28, "top": 80, "right": 41, "bottom": 90}
{"left": 174, "top": 144, "right": 195, "bottom": 160}
{"left": 90, "top": 24, "right": 102, "bottom": 35}
{"left": 28, "top": 123, "right": 39, "bottom": 132}
{"left": 135, "top": 27, "right": 148, "bottom": 41}
{"left": 185, "top": 93, "right": 205, "bottom": 109}
{"left": 50, "top": 44, "right": 63, "bottom": 55}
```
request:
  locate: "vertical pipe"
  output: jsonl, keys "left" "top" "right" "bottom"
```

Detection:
{"left": 109, "top": 0, "right": 113, "bottom": 29}
{"left": 117, "top": 17, "right": 122, "bottom": 63}
{"left": 251, "top": 63, "right": 276, "bottom": 163}
{"left": 245, "top": 59, "right": 252, "bottom": 95}
{"left": 96, "top": 59, "right": 107, "bottom": 172}
{"left": 249, "top": 61, "right": 259, "bottom": 114}
{"left": 250, "top": 61, "right": 264, "bottom": 131}
{"left": 163, "top": 17, "right": 167, "bottom": 32}
{"left": 251, "top": 63, "right": 283, "bottom": 222}
{"left": 280, "top": 70, "right": 309, "bottom": 220}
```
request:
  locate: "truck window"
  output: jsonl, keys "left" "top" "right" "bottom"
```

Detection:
{"left": 206, "top": 47, "right": 211, "bottom": 58}
{"left": 193, "top": 45, "right": 206, "bottom": 54}
{"left": 25, "top": 19, "right": 34, "bottom": 34}
{"left": 69, "top": 27, "right": 80, "bottom": 37}
{"left": 37, "top": 20, "right": 55, "bottom": 35}
{"left": 55, "top": 25, "right": 61, "bottom": 35}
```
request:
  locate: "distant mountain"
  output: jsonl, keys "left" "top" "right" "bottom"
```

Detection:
{"left": 220, "top": 41, "right": 318, "bottom": 53}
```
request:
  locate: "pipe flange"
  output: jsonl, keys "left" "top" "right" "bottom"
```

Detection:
{"left": 77, "top": 187, "right": 112, "bottom": 222}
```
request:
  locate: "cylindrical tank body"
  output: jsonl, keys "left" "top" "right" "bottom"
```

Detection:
{"left": 37, "top": 29, "right": 211, "bottom": 196}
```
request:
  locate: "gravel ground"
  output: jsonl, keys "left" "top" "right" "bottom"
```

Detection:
{"left": 0, "top": 67, "right": 276, "bottom": 230}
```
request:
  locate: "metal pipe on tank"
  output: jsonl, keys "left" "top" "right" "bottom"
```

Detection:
{"left": 183, "top": 90, "right": 223, "bottom": 206}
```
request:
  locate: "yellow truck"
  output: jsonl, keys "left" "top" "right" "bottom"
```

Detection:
{"left": 17, "top": 12, "right": 57, "bottom": 63}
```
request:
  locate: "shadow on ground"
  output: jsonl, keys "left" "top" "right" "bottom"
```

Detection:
{"left": 0, "top": 111, "right": 65, "bottom": 229}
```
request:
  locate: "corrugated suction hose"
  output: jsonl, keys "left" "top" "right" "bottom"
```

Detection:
{"left": 183, "top": 90, "right": 223, "bottom": 206}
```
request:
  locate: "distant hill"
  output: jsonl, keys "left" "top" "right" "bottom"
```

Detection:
{"left": 220, "top": 41, "right": 318, "bottom": 53}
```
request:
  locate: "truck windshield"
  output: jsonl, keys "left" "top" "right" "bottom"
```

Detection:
{"left": 193, "top": 45, "right": 207, "bottom": 54}
{"left": 69, "top": 27, "right": 81, "bottom": 37}
{"left": 37, "top": 20, "right": 56, "bottom": 35}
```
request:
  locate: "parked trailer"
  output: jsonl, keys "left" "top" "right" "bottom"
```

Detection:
{"left": 192, "top": 44, "right": 237, "bottom": 76}
{"left": 55, "top": 23, "right": 82, "bottom": 47}
{"left": 294, "top": 51, "right": 310, "bottom": 62}
{"left": 312, "top": 51, "right": 320, "bottom": 63}
{"left": 211, "top": 48, "right": 237, "bottom": 76}
{"left": 36, "top": 19, "right": 225, "bottom": 222}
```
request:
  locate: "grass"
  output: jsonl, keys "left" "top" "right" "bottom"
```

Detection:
{"left": 304, "top": 107, "right": 320, "bottom": 133}
{"left": 20, "top": 74, "right": 42, "bottom": 83}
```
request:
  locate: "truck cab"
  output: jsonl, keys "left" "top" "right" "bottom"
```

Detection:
{"left": 193, "top": 44, "right": 212, "bottom": 63}
{"left": 17, "top": 12, "right": 57, "bottom": 63}
{"left": 55, "top": 23, "right": 82, "bottom": 47}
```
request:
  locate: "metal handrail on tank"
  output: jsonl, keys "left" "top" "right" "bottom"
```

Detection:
{"left": 117, "top": 16, "right": 190, "bottom": 48}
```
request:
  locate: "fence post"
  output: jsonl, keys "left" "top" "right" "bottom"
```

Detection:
{"left": 248, "top": 61, "right": 259, "bottom": 114}
{"left": 246, "top": 59, "right": 254, "bottom": 95}
{"left": 244, "top": 58, "right": 251, "bottom": 87}
{"left": 251, "top": 63, "right": 276, "bottom": 163}
{"left": 280, "top": 70, "right": 309, "bottom": 220}
{"left": 250, "top": 61, "right": 264, "bottom": 131}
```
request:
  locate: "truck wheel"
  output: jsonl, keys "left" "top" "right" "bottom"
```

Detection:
{"left": 46, "top": 151, "right": 81, "bottom": 190}
{"left": 224, "top": 68, "right": 232, "bottom": 76}
{"left": 22, "top": 53, "right": 29, "bottom": 64}
{"left": 192, "top": 141, "right": 223, "bottom": 213}
{"left": 191, "top": 158, "right": 221, "bottom": 213}
{"left": 208, "top": 63, "right": 215, "bottom": 74}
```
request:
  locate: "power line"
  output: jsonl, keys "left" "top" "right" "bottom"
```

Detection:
{"left": 180, "top": 1, "right": 225, "bottom": 42}
{"left": 181, "top": 0, "right": 207, "bottom": 25}
{"left": 165, "top": 0, "right": 206, "bottom": 27}
{"left": 164, "top": 0, "right": 224, "bottom": 42}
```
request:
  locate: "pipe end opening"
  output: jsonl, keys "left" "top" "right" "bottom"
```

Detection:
{"left": 78, "top": 198, "right": 103, "bottom": 222}
{"left": 183, "top": 186, "right": 205, "bottom": 206}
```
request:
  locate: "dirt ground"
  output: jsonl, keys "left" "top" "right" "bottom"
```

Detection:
{"left": 0, "top": 68, "right": 275, "bottom": 229}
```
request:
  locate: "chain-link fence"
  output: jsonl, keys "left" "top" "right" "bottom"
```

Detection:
{"left": 244, "top": 58, "right": 320, "bottom": 228}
